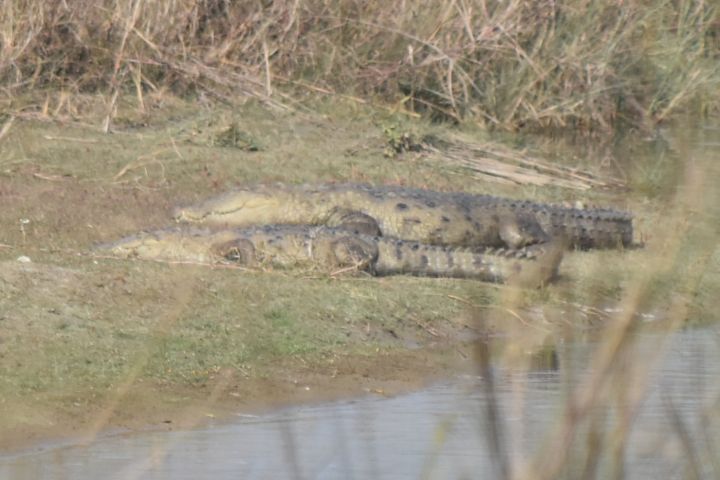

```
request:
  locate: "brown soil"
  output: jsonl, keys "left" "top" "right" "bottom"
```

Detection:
{"left": 0, "top": 343, "right": 475, "bottom": 453}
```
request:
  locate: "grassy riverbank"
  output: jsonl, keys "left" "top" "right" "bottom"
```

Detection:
{"left": 0, "top": 98, "right": 717, "bottom": 453}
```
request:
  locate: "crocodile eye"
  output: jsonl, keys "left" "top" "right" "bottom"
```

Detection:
{"left": 395, "top": 202, "right": 409, "bottom": 211}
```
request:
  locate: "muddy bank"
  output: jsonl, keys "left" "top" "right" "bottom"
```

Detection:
{"left": 0, "top": 330, "right": 476, "bottom": 453}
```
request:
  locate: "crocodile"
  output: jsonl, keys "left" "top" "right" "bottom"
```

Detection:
{"left": 99, "top": 225, "right": 564, "bottom": 287}
{"left": 173, "top": 183, "right": 634, "bottom": 250}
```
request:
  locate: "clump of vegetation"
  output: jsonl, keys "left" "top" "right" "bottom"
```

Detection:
{"left": 1, "top": 0, "right": 718, "bottom": 132}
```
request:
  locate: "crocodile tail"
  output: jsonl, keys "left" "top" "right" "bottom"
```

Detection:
{"left": 535, "top": 208, "right": 634, "bottom": 249}
{"left": 373, "top": 238, "right": 563, "bottom": 287}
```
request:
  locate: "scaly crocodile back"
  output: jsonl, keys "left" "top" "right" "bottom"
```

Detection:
{"left": 469, "top": 196, "right": 634, "bottom": 249}
{"left": 174, "top": 183, "right": 634, "bottom": 250}
{"left": 338, "top": 184, "right": 634, "bottom": 249}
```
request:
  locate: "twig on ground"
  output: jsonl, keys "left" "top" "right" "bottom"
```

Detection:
{"left": 330, "top": 262, "right": 367, "bottom": 277}
{"left": 32, "top": 172, "right": 67, "bottom": 182}
{"left": 42, "top": 135, "right": 100, "bottom": 143}
{"left": 112, "top": 150, "right": 170, "bottom": 181}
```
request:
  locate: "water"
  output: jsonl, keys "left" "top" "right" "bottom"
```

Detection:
{"left": 2, "top": 328, "right": 719, "bottom": 479}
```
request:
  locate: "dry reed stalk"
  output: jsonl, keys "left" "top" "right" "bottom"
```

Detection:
{"left": 502, "top": 125, "right": 712, "bottom": 480}
{"left": 1, "top": 1, "right": 716, "bottom": 131}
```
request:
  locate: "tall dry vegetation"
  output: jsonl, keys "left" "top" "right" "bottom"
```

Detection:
{"left": 1, "top": 0, "right": 718, "bottom": 131}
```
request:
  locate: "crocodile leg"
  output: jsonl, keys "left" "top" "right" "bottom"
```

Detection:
{"left": 496, "top": 211, "right": 551, "bottom": 248}
{"left": 212, "top": 238, "right": 258, "bottom": 265}
{"left": 325, "top": 208, "right": 383, "bottom": 236}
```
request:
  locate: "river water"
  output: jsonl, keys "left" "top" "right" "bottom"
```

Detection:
{"left": 2, "top": 328, "right": 719, "bottom": 479}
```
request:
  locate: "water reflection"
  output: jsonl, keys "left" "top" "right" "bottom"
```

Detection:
{"left": 2, "top": 328, "right": 719, "bottom": 479}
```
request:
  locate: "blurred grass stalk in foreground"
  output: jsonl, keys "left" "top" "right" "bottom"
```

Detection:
{"left": 474, "top": 128, "right": 718, "bottom": 479}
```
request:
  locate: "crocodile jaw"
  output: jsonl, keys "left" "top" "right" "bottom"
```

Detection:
{"left": 174, "top": 195, "right": 282, "bottom": 223}
{"left": 97, "top": 228, "right": 239, "bottom": 263}
{"left": 173, "top": 190, "right": 326, "bottom": 226}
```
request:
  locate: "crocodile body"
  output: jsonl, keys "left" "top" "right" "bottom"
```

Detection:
{"left": 173, "top": 183, "right": 633, "bottom": 250}
{"left": 99, "top": 225, "right": 563, "bottom": 286}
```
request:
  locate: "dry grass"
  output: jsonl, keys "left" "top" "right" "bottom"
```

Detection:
{"left": 1, "top": 0, "right": 718, "bottom": 132}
